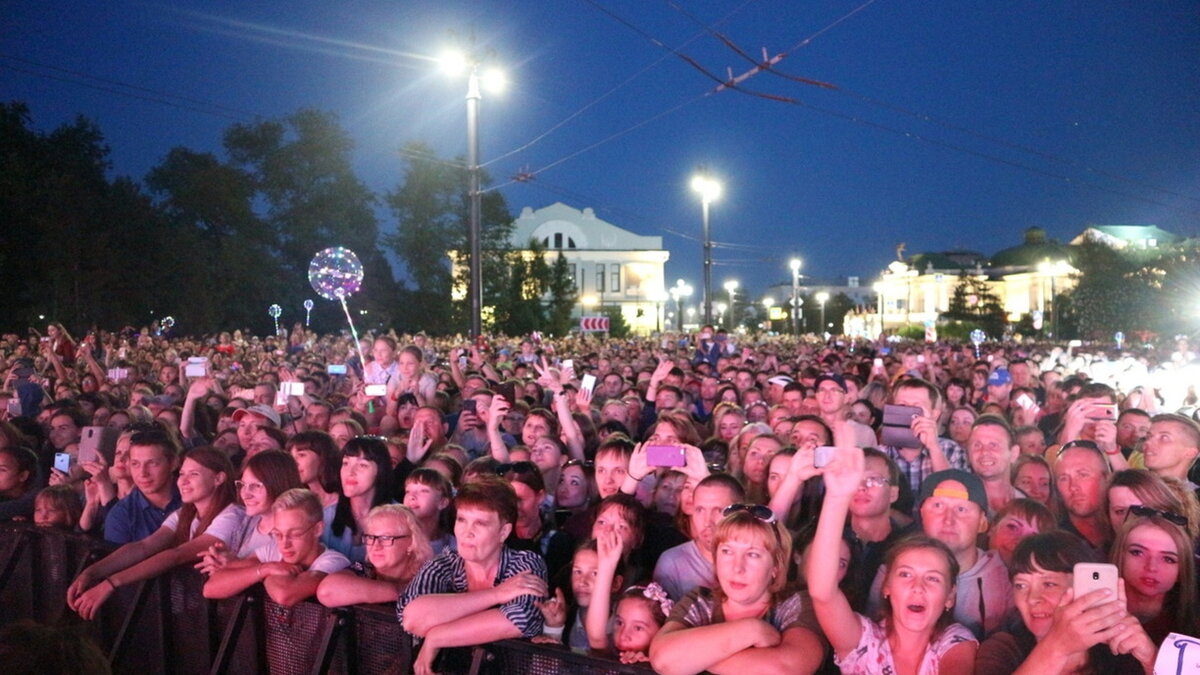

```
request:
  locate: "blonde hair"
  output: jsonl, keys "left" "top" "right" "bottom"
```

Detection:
{"left": 712, "top": 510, "right": 792, "bottom": 603}
{"left": 272, "top": 488, "right": 323, "bottom": 524}
{"left": 365, "top": 504, "right": 434, "bottom": 580}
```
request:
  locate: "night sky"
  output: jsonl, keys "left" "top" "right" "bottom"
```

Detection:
{"left": 4, "top": 1, "right": 1198, "bottom": 303}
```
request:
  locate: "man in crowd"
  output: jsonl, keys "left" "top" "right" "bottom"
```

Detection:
{"left": 814, "top": 374, "right": 875, "bottom": 448}
{"left": 653, "top": 473, "right": 743, "bottom": 600}
{"left": 879, "top": 378, "right": 965, "bottom": 505}
{"left": 104, "top": 429, "right": 182, "bottom": 544}
{"left": 965, "top": 416, "right": 1022, "bottom": 512}
{"left": 1052, "top": 441, "right": 1112, "bottom": 552}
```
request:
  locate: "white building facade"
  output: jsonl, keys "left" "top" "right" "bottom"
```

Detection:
{"left": 509, "top": 203, "right": 669, "bottom": 335}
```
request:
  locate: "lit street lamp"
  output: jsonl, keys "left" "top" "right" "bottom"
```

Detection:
{"left": 816, "top": 291, "right": 830, "bottom": 335}
{"left": 724, "top": 280, "right": 739, "bottom": 330}
{"left": 669, "top": 279, "right": 693, "bottom": 332}
{"left": 691, "top": 171, "right": 722, "bottom": 324}
{"left": 442, "top": 49, "right": 506, "bottom": 338}
{"left": 789, "top": 258, "right": 801, "bottom": 336}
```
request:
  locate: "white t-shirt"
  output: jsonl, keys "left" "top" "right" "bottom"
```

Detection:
{"left": 161, "top": 503, "right": 245, "bottom": 548}
{"left": 252, "top": 543, "right": 351, "bottom": 575}
{"left": 234, "top": 514, "right": 274, "bottom": 559}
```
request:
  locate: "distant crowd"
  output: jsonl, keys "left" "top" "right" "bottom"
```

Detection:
{"left": 1, "top": 320, "right": 1198, "bottom": 674}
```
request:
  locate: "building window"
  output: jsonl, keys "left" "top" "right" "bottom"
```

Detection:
{"left": 541, "top": 236, "right": 550, "bottom": 247}
{"left": 567, "top": 237, "right": 577, "bottom": 249}
{"left": 568, "top": 263, "right": 576, "bottom": 284}
{"left": 610, "top": 267, "right": 620, "bottom": 293}
{"left": 848, "top": 276, "right": 859, "bottom": 287}
{"left": 596, "top": 264, "right": 605, "bottom": 293}
{"left": 554, "top": 232, "right": 563, "bottom": 248}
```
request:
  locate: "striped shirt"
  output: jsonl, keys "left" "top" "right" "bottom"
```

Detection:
{"left": 882, "top": 437, "right": 967, "bottom": 503}
{"left": 396, "top": 546, "right": 548, "bottom": 639}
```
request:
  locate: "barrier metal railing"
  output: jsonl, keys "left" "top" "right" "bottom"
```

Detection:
{"left": 0, "top": 524, "right": 650, "bottom": 674}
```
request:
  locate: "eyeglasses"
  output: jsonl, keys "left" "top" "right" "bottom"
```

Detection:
{"left": 1127, "top": 504, "right": 1188, "bottom": 528}
{"left": 722, "top": 503, "right": 776, "bottom": 524}
{"left": 363, "top": 533, "right": 412, "bottom": 547}
{"left": 496, "top": 461, "right": 538, "bottom": 475}
{"left": 859, "top": 476, "right": 890, "bottom": 489}
{"left": 269, "top": 522, "right": 318, "bottom": 544}
{"left": 235, "top": 480, "right": 266, "bottom": 494}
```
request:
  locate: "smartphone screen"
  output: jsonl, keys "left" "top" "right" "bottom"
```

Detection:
{"left": 53, "top": 452, "right": 72, "bottom": 474}
{"left": 645, "top": 444, "right": 685, "bottom": 467}
{"left": 580, "top": 374, "right": 597, "bottom": 397}
{"left": 1073, "top": 563, "right": 1118, "bottom": 598}
{"left": 365, "top": 384, "right": 387, "bottom": 397}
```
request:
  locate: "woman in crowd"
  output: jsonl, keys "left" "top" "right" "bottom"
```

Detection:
{"left": 1105, "top": 468, "right": 1200, "bottom": 542}
{"left": 808, "top": 446, "right": 976, "bottom": 674}
{"left": 196, "top": 450, "right": 302, "bottom": 573}
{"left": 650, "top": 503, "right": 826, "bottom": 675}
{"left": 67, "top": 447, "right": 242, "bottom": 620}
{"left": 385, "top": 345, "right": 438, "bottom": 413}
{"left": 986, "top": 498, "right": 1056, "bottom": 567}
{"left": 947, "top": 406, "right": 978, "bottom": 447}
{"left": 975, "top": 531, "right": 1156, "bottom": 675}
{"left": 402, "top": 467, "right": 455, "bottom": 554}
{"left": 554, "top": 458, "right": 596, "bottom": 526}
{"left": 1011, "top": 454, "right": 1060, "bottom": 514}
{"left": 287, "top": 431, "right": 340, "bottom": 509}
{"left": 317, "top": 504, "right": 432, "bottom": 606}
{"left": 33, "top": 485, "right": 83, "bottom": 530}
{"left": 712, "top": 404, "right": 746, "bottom": 443}
{"left": 327, "top": 436, "right": 393, "bottom": 563}
{"left": 1111, "top": 505, "right": 1197, "bottom": 644}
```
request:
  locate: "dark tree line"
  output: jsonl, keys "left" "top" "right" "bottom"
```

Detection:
{"left": 0, "top": 102, "right": 577, "bottom": 337}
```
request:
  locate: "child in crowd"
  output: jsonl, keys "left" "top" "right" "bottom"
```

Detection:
{"left": 34, "top": 485, "right": 83, "bottom": 530}
{"left": 587, "top": 529, "right": 669, "bottom": 664}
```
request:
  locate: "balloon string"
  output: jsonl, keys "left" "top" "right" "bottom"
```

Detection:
{"left": 340, "top": 296, "right": 361, "bottom": 360}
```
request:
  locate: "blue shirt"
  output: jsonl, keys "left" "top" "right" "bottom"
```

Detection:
{"left": 104, "top": 488, "right": 182, "bottom": 545}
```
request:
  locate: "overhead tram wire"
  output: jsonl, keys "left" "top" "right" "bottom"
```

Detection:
{"left": 482, "top": 0, "right": 761, "bottom": 169}
{"left": 0, "top": 58, "right": 258, "bottom": 123}
{"left": 660, "top": 3, "right": 1200, "bottom": 207}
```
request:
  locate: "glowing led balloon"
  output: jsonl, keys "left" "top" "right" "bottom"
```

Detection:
{"left": 303, "top": 299, "right": 314, "bottom": 327}
{"left": 161, "top": 316, "right": 175, "bottom": 330}
{"left": 1115, "top": 331, "right": 1125, "bottom": 350}
{"left": 308, "top": 247, "right": 363, "bottom": 301}
{"left": 970, "top": 329, "right": 986, "bottom": 358}
{"left": 268, "top": 304, "right": 282, "bottom": 334}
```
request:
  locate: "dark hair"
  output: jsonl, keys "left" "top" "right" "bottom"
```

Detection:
{"left": 695, "top": 473, "right": 747, "bottom": 502}
{"left": 285, "top": 431, "right": 341, "bottom": 493}
{"left": 595, "top": 434, "right": 635, "bottom": 462}
{"left": 35, "top": 485, "right": 83, "bottom": 528}
{"left": 128, "top": 428, "right": 182, "bottom": 460}
{"left": 406, "top": 467, "right": 454, "bottom": 500}
{"left": 863, "top": 447, "right": 902, "bottom": 489}
{"left": 1009, "top": 530, "right": 1097, "bottom": 578}
{"left": 174, "top": 447, "right": 237, "bottom": 546}
{"left": 891, "top": 377, "right": 944, "bottom": 412}
{"left": 331, "top": 436, "right": 393, "bottom": 537}
{"left": 594, "top": 493, "right": 647, "bottom": 550}
{"left": 0, "top": 446, "right": 39, "bottom": 494}
{"left": 972, "top": 414, "right": 1016, "bottom": 447}
{"left": 455, "top": 475, "right": 518, "bottom": 526}
{"left": 242, "top": 450, "right": 302, "bottom": 503}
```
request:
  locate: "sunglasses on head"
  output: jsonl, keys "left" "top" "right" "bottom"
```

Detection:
{"left": 495, "top": 461, "right": 538, "bottom": 476}
{"left": 563, "top": 459, "right": 594, "bottom": 470}
{"left": 1127, "top": 504, "right": 1188, "bottom": 528}
{"left": 1056, "top": 439, "right": 1100, "bottom": 457}
{"left": 722, "top": 503, "right": 776, "bottom": 524}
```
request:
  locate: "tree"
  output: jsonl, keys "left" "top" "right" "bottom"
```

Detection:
{"left": 491, "top": 239, "right": 551, "bottom": 336}
{"left": 545, "top": 251, "right": 578, "bottom": 336}
{"left": 385, "top": 141, "right": 513, "bottom": 332}
{"left": 941, "top": 272, "right": 1007, "bottom": 338}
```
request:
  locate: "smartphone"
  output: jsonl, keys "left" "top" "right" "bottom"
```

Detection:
{"left": 281, "top": 381, "right": 306, "bottom": 397}
{"left": 1015, "top": 393, "right": 1036, "bottom": 411}
{"left": 463, "top": 399, "right": 477, "bottom": 414}
{"left": 814, "top": 446, "right": 837, "bottom": 468}
{"left": 6, "top": 399, "right": 21, "bottom": 416}
{"left": 561, "top": 359, "right": 574, "bottom": 373}
{"left": 184, "top": 357, "right": 208, "bottom": 378}
{"left": 645, "top": 444, "right": 685, "bottom": 467}
{"left": 274, "top": 390, "right": 289, "bottom": 407}
{"left": 873, "top": 358, "right": 884, "bottom": 369}
{"left": 365, "top": 384, "right": 388, "bottom": 397}
{"left": 917, "top": 355, "right": 926, "bottom": 363}
{"left": 107, "top": 368, "right": 129, "bottom": 381}
{"left": 40, "top": 337, "right": 50, "bottom": 344}
{"left": 580, "top": 374, "right": 597, "bottom": 397}
{"left": 1089, "top": 403, "right": 1118, "bottom": 421}
{"left": 1073, "top": 563, "right": 1118, "bottom": 598}
{"left": 54, "top": 452, "right": 73, "bottom": 474}
{"left": 881, "top": 404, "right": 925, "bottom": 450}
{"left": 80, "top": 426, "right": 118, "bottom": 465}
{"left": 327, "top": 364, "right": 347, "bottom": 375}
{"left": 497, "top": 381, "right": 518, "bottom": 404}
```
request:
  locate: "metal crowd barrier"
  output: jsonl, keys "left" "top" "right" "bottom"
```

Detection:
{"left": 0, "top": 524, "right": 650, "bottom": 674}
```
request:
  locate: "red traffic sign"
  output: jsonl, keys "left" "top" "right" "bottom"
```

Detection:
{"left": 580, "top": 316, "right": 610, "bottom": 332}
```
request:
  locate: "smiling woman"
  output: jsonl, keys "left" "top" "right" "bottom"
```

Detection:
{"left": 649, "top": 505, "right": 826, "bottom": 675}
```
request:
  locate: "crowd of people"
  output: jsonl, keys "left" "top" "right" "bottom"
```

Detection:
{"left": 1, "top": 320, "right": 1198, "bottom": 674}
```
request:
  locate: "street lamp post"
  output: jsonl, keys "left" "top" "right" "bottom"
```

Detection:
{"left": 762, "top": 297, "right": 775, "bottom": 332}
{"left": 789, "top": 258, "right": 801, "bottom": 336}
{"left": 816, "top": 291, "right": 830, "bottom": 335}
{"left": 669, "top": 279, "right": 693, "bottom": 332}
{"left": 691, "top": 171, "right": 722, "bottom": 324}
{"left": 442, "top": 50, "right": 505, "bottom": 338}
{"left": 724, "top": 280, "right": 738, "bottom": 331}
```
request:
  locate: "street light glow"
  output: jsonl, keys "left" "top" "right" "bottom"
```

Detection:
{"left": 480, "top": 67, "right": 507, "bottom": 93}
{"left": 439, "top": 50, "right": 468, "bottom": 76}
{"left": 815, "top": 291, "right": 829, "bottom": 304}
{"left": 724, "top": 280, "right": 738, "bottom": 292}
{"left": 690, "top": 175, "right": 722, "bottom": 202}
{"left": 790, "top": 258, "right": 801, "bottom": 273}
{"left": 763, "top": 297, "right": 775, "bottom": 308}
